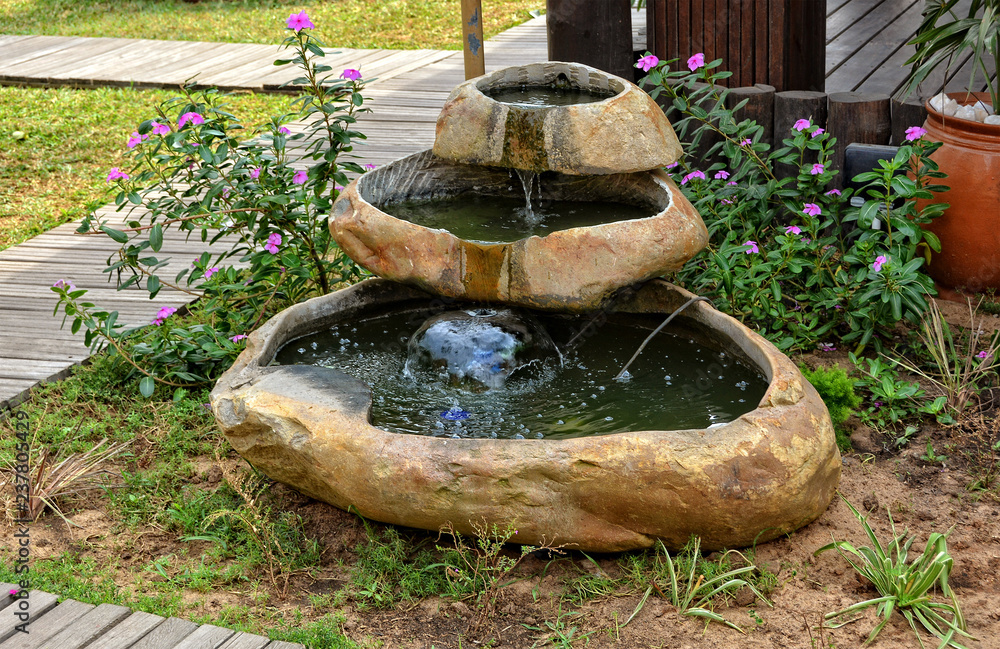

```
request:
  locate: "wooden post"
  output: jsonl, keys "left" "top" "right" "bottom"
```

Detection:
{"left": 774, "top": 90, "right": 828, "bottom": 179}
{"left": 828, "top": 92, "right": 891, "bottom": 188}
{"left": 891, "top": 97, "right": 929, "bottom": 145}
{"left": 725, "top": 84, "right": 775, "bottom": 148}
{"left": 547, "top": 0, "right": 633, "bottom": 79}
{"left": 461, "top": 0, "right": 485, "bottom": 80}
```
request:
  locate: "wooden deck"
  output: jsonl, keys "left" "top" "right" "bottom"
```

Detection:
{"left": 0, "top": 583, "right": 304, "bottom": 649}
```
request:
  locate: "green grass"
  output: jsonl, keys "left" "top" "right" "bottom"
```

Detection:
{"left": 0, "top": 86, "right": 294, "bottom": 250}
{"left": 0, "top": 0, "right": 542, "bottom": 49}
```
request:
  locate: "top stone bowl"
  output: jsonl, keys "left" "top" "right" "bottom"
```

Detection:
{"left": 433, "top": 61, "right": 683, "bottom": 175}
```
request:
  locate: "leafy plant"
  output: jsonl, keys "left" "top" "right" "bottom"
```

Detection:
{"left": 638, "top": 55, "right": 949, "bottom": 353}
{"left": 523, "top": 607, "right": 595, "bottom": 648}
{"left": 814, "top": 495, "right": 974, "bottom": 648}
{"left": 51, "top": 13, "right": 368, "bottom": 396}
{"left": 622, "top": 537, "right": 769, "bottom": 633}
{"left": 349, "top": 523, "right": 448, "bottom": 609}
{"left": 850, "top": 352, "right": 947, "bottom": 433}
{"left": 901, "top": 0, "right": 1000, "bottom": 109}
{"left": 800, "top": 364, "right": 863, "bottom": 451}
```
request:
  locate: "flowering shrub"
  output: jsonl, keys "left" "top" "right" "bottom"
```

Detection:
{"left": 52, "top": 13, "right": 368, "bottom": 397}
{"left": 638, "top": 54, "right": 949, "bottom": 352}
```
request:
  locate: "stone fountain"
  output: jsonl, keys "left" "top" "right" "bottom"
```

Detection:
{"left": 211, "top": 62, "right": 840, "bottom": 552}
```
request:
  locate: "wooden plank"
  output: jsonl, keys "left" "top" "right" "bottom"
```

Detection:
{"left": 826, "top": 0, "right": 918, "bottom": 75}
{"left": 32, "top": 603, "right": 131, "bottom": 649}
{"left": 262, "top": 643, "right": 306, "bottom": 649}
{"left": 0, "top": 36, "right": 93, "bottom": 70}
{"left": 172, "top": 624, "right": 235, "bottom": 649}
{"left": 0, "top": 586, "right": 18, "bottom": 611}
{"left": 217, "top": 633, "right": 270, "bottom": 649}
{"left": 832, "top": 0, "right": 923, "bottom": 93}
{"left": 826, "top": 0, "right": 884, "bottom": 42}
{"left": 129, "top": 617, "right": 199, "bottom": 649}
{"left": 85, "top": 611, "right": 165, "bottom": 649}
{"left": 0, "top": 597, "right": 89, "bottom": 648}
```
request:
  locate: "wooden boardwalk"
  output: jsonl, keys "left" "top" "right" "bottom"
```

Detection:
{"left": 0, "top": 583, "right": 304, "bottom": 648}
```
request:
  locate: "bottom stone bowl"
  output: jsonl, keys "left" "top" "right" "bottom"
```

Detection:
{"left": 210, "top": 279, "right": 840, "bottom": 552}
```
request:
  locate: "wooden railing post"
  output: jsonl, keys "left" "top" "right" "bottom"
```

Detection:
{"left": 461, "top": 0, "right": 486, "bottom": 80}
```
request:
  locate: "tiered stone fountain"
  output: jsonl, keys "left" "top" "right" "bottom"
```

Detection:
{"left": 211, "top": 62, "right": 840, "bottom": 552}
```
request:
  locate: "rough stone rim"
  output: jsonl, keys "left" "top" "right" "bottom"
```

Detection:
{"left": 211, "top": 279, "right": 840, "bottom": 552}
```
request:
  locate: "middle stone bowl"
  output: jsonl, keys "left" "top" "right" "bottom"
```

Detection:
{"left": 330, "top": 150, "right": 709, "bottom": 312}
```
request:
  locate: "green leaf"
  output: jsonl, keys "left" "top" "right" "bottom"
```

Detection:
{"left": 149, "top": 224, "right": 163, "bottom": 252}
{"left": 101, "top": 225, "right": 129, "bottom": 243}
{"left": 139, "top": 376, "right": 155, "bottom": 398}
{"left": 147, "top": 275, "right": 161, "bottom": 297}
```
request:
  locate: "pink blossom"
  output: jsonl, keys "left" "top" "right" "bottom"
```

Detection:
{"left": 802, "top": 203, "right": 821, "bottom": 217}
{"left": 817, "top": 342, "right": 836, "bottom": 352}
{"left": 106, "top": 167, "right": 129, "bottom": 182}
{"left": 714, "top": 170, "right": 730, "bottom": 180}
{"left": 686, "top": 52, "right": 705, "bottom": 71}
{"left": 666, "top": 161, "right": 679, "bottom": 169}
{"left": 810, "top": 127, "right": 825, "bottom": 138}
{"left": 150, "top": 121, "right": 170, "bottom": 136}
{"left": 825, "top": 188, "right": 841, "bottom": 196}
{"left": 292, "top": 170, "right": 308, "bottom": 184}
{"left": 341, "top": 68, "right": 362, "bottom": 81}
{"left": 230, "top": 334, "right": 248, "bottom": 343}
{"left": 127, "top": 131, "right": 147, "bottom": 148}
{"left": 793, "top": 119, "right": 811, "bottom": 132}
{"left": 720, "top": 198, "right": 733, "bottom": 205}
{"left": 151, "top": 306, "right": 177, "bottom": 326}
{"left": 739, "top": 138, "right": 752, "bottom": 146}
{"left": 872, "top": 255, "right": 888, "bottom": 272}
{"left": 681, "top": 170, "right": 706, "bottom": 185}
{"left": 785, "top": 225, "right": 801, "bottom": 235}
{"left": 178, "top": 112, "right": 204, "bottom": 128}
{"left": 9, "top": 589, "right": 18, "bottom": 595}
{"left": 977, "top": 350, "right": 991, "bottom": 360}
{"left": 52, "top": 279, "right": 76, "bottom": 290}
{"left": 287, "top": 10, "right": 315, "bottom": 31}
{"left": 264, "top": 232, "right": 282, "bottom": 255}
{"left": 278, "top": 126, "right": 291, "bottom": 135}
{"left": 905, "top": 126, "right": 928, "bottom": 141}
{"left": 811, "top": 163, "right": 825, "bottom": 175}
{"left": 635, "top": 54, "right": 659, "bottom": 72}
{"left": 204, "top": 267, "right": 220, "bottom": 279}
{"left": 249, "top": 167, "right": 261, "bottom": 180}
{"left": 363, "top": 163, "right": 377, "bottom": 170}
{"left": 726, "top": 180, "right": 737, "bottom": 186}
{"left": 743, "top": 240, "right": 759, "bottom": 254}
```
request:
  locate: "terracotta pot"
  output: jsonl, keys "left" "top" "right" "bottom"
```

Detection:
{"left": 922, "top": 92, "right": 1000, "bottom": 295}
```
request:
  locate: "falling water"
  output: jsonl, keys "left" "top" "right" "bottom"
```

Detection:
{"left": 514, "top": 169, "right": 537, "bottom": 217}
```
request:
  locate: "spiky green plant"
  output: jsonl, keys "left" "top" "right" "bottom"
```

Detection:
{"left": 814, "top": 495, "right": 974, "bottom": 648}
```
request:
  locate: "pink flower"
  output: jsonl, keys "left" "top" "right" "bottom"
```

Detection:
{"left": 817, "top": 342, "right": 836, "bottom": 352}
{"left": 287, "top": 10, "right": 315, "bottom": 31}
{"left": 687, "top": 52, "right": 705, "bottom": 71}
{"left": 9, "top": 589, "right": 18, "bottom": 595}
{"left": 726, "top": 180, "right": 737, "bottom": 186}
{"left": 680, "top": 170, "right": 706, "bottom": 185}
{"left": 793, "top": 119, "right": 811, "bottom": 132}
{"left": 720, "top": 198, "right": 733, "bottom": 205}
{"left": 204, "top": 267, "right": 220, "bottom": 279}
{"left": 714, "top": 170, "right": 730, "bottom": 180}
{"left": 106, "top": 167, "right": 129, "bottom": 182}
{"left": 802, "top": 203, "right": 821, "bottom": 217}
{"left": 666, "top": 161, "right": 679, "bottom": 169}
{"left": 151, "top": 306, "right": 177, "bottom": 326}
{"left": 635, "top": 54, "right": 659, "bottom": 72}
{"left": 905, "top": 126, "right": 928, "bottom": 142}
{"left": 743, "top": 240, "right": 759, "bottom": 254}
{"left": 278, "top": 126, "right": 291, "bottom": 135}
{"left": 52, "top": 279, "right": 76, "bottom": 290}
{"left": 292, "top": 170, "right": 308, "bottom": 184}
{"left": 810, "top": 127, "right": 825, "bottom": 138}
{"left": 150, "top": 121, "right": 170, "bottom": 136}
{"left": 127, "top": 131, "right": 147, "bottom": 148}
{"left": 178, "top": 112, "right": 204, "bottom": 128}
{"left": 825, "top": 188, "right": 841, "bottom": 196}
{"left": 977, "top": 350, "right": 991, "bottom": 360}
{"left": 739, "top": 138, "right": 752, "bottom": 147}
{"left": 230, "top": 334, "right": 248, "bottom": 343}
{"left": 363, "top": 163, "right": 377, "bottom": 170}
{"left": 872, "top": 255, "right": 888, "bottom": 272}
{"left": 811, "top": 163, "right": 825, "bottom": 175}
{"left": 264, "top": 232, "right": 282, "bottom": 254}
{"left": 249, "top": 167, "right": 261, "bottom": 180}
{"left": 341, "top": 68, "right": 362, "bottom": 81}
{"left": 785, "top": 225, "right": 801, "bottom": 235}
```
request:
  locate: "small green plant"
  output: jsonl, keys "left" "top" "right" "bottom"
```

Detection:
{"left": 800, "top": 364, "right": 863, "bottom": 451}
{"left": 850, "top": 353, "right": 947, "bottom": 432}
{"left": 921, "top": 440, "right": 949, "bottom": 465}
{"left": 349, "top": 523, "right": 447, "bottom": 609}
{"left": 814, "top": 495, "right": 974, "bottom": 648}
{"left": 523, "top": 607, "right": 594, "bottom": 648}
{"left": 621, "top": 537, "right": 769, "bottom": 632}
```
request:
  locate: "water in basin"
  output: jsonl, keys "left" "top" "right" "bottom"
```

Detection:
{"left": 275, "top": 309, "right": 768, "bottom": 440}
{"left": 487, "top": 85, "right": 615, "bottom": 108}
{"left": 383, "top": 195, "right": 653, "bottom": 244}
